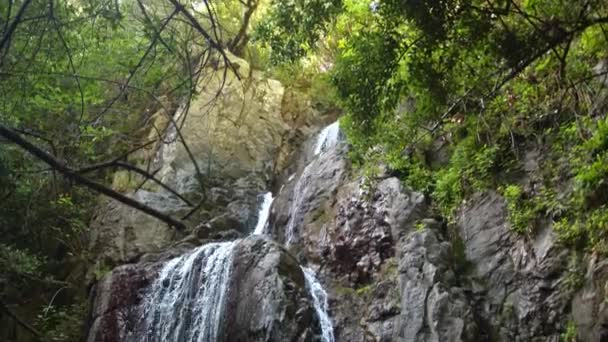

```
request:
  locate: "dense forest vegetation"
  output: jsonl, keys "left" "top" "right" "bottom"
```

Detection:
{"left": 1, "top": 0, "right": 607, "bottom": 340}
{"left": 259, "top": 0, "right": 608, "bottom": 250}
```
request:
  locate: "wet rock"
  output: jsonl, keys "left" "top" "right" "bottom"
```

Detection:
{"left": 224, "top": 237, "right": 319, "bottom": 342}
{"left": 86, "top": 264, "right": 156, "bottom": 342}
{"left": 86, "top": 237, "right": 317, "bottom": 342}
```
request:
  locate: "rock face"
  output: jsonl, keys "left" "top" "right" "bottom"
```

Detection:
{"left": 394, "top": 229, "right": 478, "bottom": 342}
{"left": 456, "top": 191, "right": 572, "bottom": 341}
{"left": 87, "top": 173, "right": 266, "bottom": 277}
{"left": 224, "top": 238, "right": 319, "bottom": 342}
{"left": 269, "top": 132, "right": 433, "bottom": 341}
{"left": 87, "top": 55, "right": 335, "bottom": 272}
{"left": 86, "top": 237, "right": 318, "bottom": 342}
{"left": 85, "top": 67, "right": 608, "bottom": 341}
{"left": 267, "top": 125, "right": 596, "bottom": 341}
{"left": 572, "top": 256, "right": 608, "bottom": 341}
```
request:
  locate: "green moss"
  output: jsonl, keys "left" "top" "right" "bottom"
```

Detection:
{"left": 560, "top": 319, "right": 578, "bottom": 342}
{"left": 415, "top": 221, "right": 427, "bottom": 231}
{"left": 355, "top": 285, "right": 373, "bottom": 296}
{"left": 502, "top": 184, "right": 539, "bottom": 234}
{"left": 563, "top": 253, "right": 586, "bottom": 292}
{"left": 333, "top": 285, "right": 357, "bottom": 297}
{"left": 379, "top": 258, "right": 398, "bottom": 278}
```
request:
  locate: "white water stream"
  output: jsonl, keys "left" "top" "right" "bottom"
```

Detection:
{"left": 253, "top": 192, "right": 274, "bottom": 235}
{"left": 142, "top": 241, "right": 236, "bottom": 342}
{"left": 138, "top": 122, "right": 339, "bottom": 342}
{"left": 285, "top": 121, "right": 341, "bottom": 245}
{"left": 303, "top": 267, "right": 336, "bottom": 342}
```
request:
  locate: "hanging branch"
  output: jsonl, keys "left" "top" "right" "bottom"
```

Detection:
{"left": 0, "top": 299, "right": 41, "bottom": 339}
{"left": 0, "top": 124, "right": 187, "bottom": 230}
{"left": 92, "top": 8, "right": 179, "bottom": 122}
{"left": 166, "top": 0, "right": 240, "bottom": 80}
{"left": 77, "top": 160, "right": 193, "bottom": 206}
{"left": 0, "top": 0, "right": 33, "bottom": 54}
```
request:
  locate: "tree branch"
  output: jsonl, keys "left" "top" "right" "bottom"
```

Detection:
{"left": 0, "top": 299, "right": 41, "bottom": 339}
{"left": 0, "top": 0, "right": 33, "bottom": 54}
{"left": 0, "top": 124, "right": 187, "bottom": 230}
{"left": 77, "top": 160, "right": 193, "bottom": 206}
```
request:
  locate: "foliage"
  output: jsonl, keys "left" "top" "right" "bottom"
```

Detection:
{"left": 255, "top": 0, "right": 343, "bottom": 64}
{"left": 433, "top": 138, "right": 498, "bottom": 217}
{"left": 36, "top": 302, "right": 88, "bottom": 342}
{"left": 260, "top": 0, "right": 608, "bottom": 256}
{"left": 502, "top": 184, "right": 539, "bottom": 234}
{"left": 0, "top": 0, "right": 261, "bottom": 337}
{"left": 563, "top": 252, "right": 585, "bottom": 292}
{"left": 560, "top": 319, "right": 578, "bottom": 342}
{"left": 0, "top": 244, "right": 44, "bottom": 279}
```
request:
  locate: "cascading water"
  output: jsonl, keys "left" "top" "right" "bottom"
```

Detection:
{"left": 313, "top": 121, "right": 340, "bottom": 155}
{"left": 134, "top": 122, "right": 339, "bottom": 342}
{"left": 253, "top": 192, "right": 274, "bottom": 235}
{"left": 141, "top": 241, "right": 236, "bottom": 342}
{"left": 303, "top": 267, "right": 335, "bottom": 342}
{"left": 285, "top": 122, "right": 341, "bottom": 342}
{"left": 285, "top": 121, "right": 342, "bottom": 245}
{"left": 285, "top": 163, "right": 313, "bottom": 244}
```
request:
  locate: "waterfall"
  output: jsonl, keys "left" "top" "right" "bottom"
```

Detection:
{"left": 302, "top": 267, "right": 335, "bottom": 342}
{"left": 142, "top": 241, "right": 236, "bottom": 342}
{"left": 253, "top": 192, "right": 274, "bottom": 235}
{"left": 255, "top": 173, "right": 336, "bottom": 342}
{"left": 313, "top": 121, "right": 340, "bottom": 155}
{"left": 286, "top": 122, "right": 340, "bottom": 341}
{"left": 135, "top": 122, "right": 340, "bottom": 342}
{"left": 285, "top": 163, "right": 313, "bottom": 244}
{"left": 286, "top": 121, "right": 341, "bottom": 245}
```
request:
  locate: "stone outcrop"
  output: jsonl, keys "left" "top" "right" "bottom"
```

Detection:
{"left": 224, "top": 238, "right": 319, "bottom": 342}
{"left": 456, "top": 191, "right": 572, "bottom": 341}
{"left": 572, "top": 256, "right": 608, "bottom": 341}
{"left": 393, "top": 229, "right": 478, "bottom": 342}
{"left": 266, "top": 125, "right": 593, "bottom": 341}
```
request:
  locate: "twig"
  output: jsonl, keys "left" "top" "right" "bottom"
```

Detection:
{"left": 0, "top": 124, "right": 187, "bottom": 230}
{"left": 77, "top": 160, "right": 193, "bottom": 206}
{"left": 0, "top": 299, "right": 41, "bottom": 338}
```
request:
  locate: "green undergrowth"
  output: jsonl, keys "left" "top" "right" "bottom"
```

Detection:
{"left": 335, "top": 22, "right": 608, "bottom": 254}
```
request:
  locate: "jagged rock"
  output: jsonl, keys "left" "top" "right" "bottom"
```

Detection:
{"left": 224, "top": 237, "right": 319, "bottom": 341}
{"left": 572, "top": 257, "right": 608, "bottom": 341}
{"left": 270, "top": 144, "right": 349, "bottom": 247}
{"left": 86, "top": 264, "right": 155, "bottom": 342}
{"left": 457, "top": 191, "right": 570, "bottom": 341}
{"left": 394, "top": 229, "right": 478, "bottom": 342}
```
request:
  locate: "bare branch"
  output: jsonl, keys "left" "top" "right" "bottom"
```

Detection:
{"left": 0, "top": 299, "right": 41, "bottom": 339}
{"left": 0, "top": 0, "right": 33, "bottom": 53}
{"left": 94, "top": 8, "right": 178, "bottom": 121}
{"left": 228, "top": 0, "right": 259, "bottom": 56}
{"left": 0, "top": 124, "right": 187, "bottom": 230}
{"left": 77, "top": 160, "right": 193, "bottom": 206}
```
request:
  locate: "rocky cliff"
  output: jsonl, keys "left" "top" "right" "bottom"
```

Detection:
{"left": 85, "top": 57, "right": 608, "bottom": 342}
